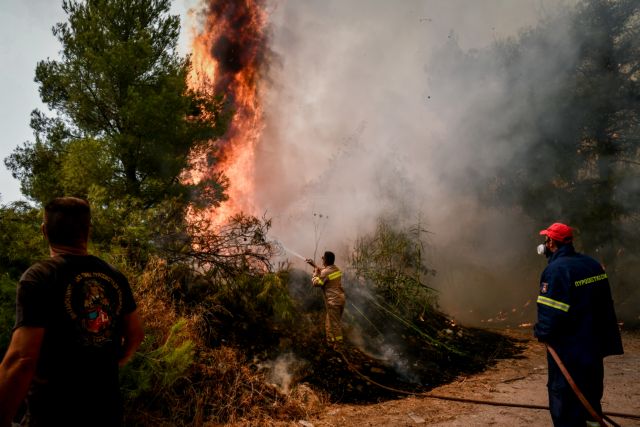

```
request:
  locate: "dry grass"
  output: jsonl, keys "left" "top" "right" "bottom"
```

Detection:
{"left": 134, "top": 257, "right": 179, "bottom": 341}
{"left": 124, "top": 257, "right": 325, "bottom": 426}
{"left": 198, "top": 346, "right": 325, "bottom": 425}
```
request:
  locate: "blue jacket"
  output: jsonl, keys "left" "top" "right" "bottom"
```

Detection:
{"left": 534, "top": 244, "right": 623, "bottom": 365}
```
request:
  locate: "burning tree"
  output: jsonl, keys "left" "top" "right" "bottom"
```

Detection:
{"left": 5, "top": 0, "right": 229, "bottom": 257}
{"left": 186, "top": 0, "right": 269, "bottom": 229}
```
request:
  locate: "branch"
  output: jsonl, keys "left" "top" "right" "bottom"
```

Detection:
{"left": 617, "top": 158, "right": 640, "bottom": 166}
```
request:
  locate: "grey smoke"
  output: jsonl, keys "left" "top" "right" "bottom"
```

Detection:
{"left": 192, "top": 0, "right": 640, "bottom": 325}
{"left": 248, "top": 0, "right": 586, "bottom": 325}
{"left": 258, "top": 351, "right": 309, "bottom": 394}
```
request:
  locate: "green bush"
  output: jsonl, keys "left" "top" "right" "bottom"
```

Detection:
{"left": 120, "top": 318, "right": 195, "bottom": 401}
{"left": 350, "top": 219, "right": 437, "bottom": 317}
{"left": 0, "top": 274, "right": 17, "bottom": 356}
{"left": 0, "top": 202, "right": 47, "bottom": 278}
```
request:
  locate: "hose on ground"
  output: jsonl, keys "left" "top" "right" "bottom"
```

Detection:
{"left": 334, "top": 348, "right": 640, "bottom": 424}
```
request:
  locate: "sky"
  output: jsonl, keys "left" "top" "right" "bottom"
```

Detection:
{"left": 0, "top": 1, "right": 63, "bottom": 203}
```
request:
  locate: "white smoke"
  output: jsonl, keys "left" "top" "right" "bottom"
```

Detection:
{"left": 182, "top": 0, "right": 595, "bottom": 324}
{"left": 248, "top": 0, "right": 582, "bottom": 324}
{"left": 258, "top": 351, "right": 309, "bottom": 394}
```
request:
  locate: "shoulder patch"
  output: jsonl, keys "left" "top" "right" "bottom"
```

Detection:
{"left": 540, "top": 282, "right": 549, "bottom": 294}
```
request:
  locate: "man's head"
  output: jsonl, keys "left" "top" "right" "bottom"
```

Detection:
{"left": 43, "top": 197, "right": 91, "bottom": 248}
{"left": 539, "top": 222, "right": 572, "bottom": 254}
{"left": 322, "top": 251, "right": 335, "bottom": 266}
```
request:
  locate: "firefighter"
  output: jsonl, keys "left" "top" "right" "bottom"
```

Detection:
{"left": 309, "top": 251, "right": 345, "bottom": 349}
{"left": 534, "top": 222, "right": 623, "bottom": 427}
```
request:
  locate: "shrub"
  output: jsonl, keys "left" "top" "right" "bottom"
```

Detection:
{"left": 122, "top": 256, "right": 312, "bottom": 426}
{"left": 349, "top": 218, "right": 437, "bottom": 317}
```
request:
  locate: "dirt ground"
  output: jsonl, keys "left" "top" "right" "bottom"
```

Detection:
{"left": 301, "top": 328, "right": 640, "bottom": 427}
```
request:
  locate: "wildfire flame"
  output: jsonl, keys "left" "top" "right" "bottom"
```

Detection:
{"left": 187, "top": 0, "right": 268, "bottom": 229}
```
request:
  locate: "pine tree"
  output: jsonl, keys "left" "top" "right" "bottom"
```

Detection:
{"left": 5, "top": 0, "right": 228, "bottom": 209}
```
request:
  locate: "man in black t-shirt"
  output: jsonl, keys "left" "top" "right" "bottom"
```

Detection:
{"left": 0, "top": 197, "right": 144, "bottom": 427}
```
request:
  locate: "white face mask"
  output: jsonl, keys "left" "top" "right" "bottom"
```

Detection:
{"left": 537, "top": 244, "right": 546, "bottom": 255}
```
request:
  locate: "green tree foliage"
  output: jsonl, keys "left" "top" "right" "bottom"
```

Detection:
{"left": 345, "top": 219, "right": 469, "bottom": 359}
{"left": 4, "top": 0, "right": 229, "bottom": 254}
{"left": 349, "top": 219, "right": 437, "bottom": 317}
{"left": 5, "top": 113, "right": 69, "bottom": 203}
{"left": 0, "top": 202, "right": 47, "bottom": 355}
{"left": 120, "top": 318, "right": 195, "bottom": 400}
{"left": 0, "top": 274, "right": 18, "bottom": 355}
{"left": 60, "top": 138, "right": 113, "bottom": 196}
{"left": 0, "top": 202, "right": 47, "bottom": 278}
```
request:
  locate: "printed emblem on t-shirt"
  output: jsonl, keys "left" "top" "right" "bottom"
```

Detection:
{"left": 64, "top": 272, "right": 123, "bottom": 347}
{"left": 540, "top": 282, "right": 549, "bottom": 294}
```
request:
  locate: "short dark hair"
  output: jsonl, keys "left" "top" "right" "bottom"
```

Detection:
{"left": 323, "top": 251, "right": 335, "bottom": 265}
{"left": 44, "top": 197, "right": 91, "bottom": 246}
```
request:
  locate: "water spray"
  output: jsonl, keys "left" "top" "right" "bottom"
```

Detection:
{"left": 280, "top": 244, "right": 307, "bottom": 261}
{"left": 270, "top": 237, "right": 311, "bottom": 264}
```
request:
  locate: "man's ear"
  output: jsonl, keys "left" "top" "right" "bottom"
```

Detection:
{"left": 41, "top": 223, "right": 48, "bottom": 241}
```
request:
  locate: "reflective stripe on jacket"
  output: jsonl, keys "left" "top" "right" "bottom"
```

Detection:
{"left": 312, "top": 264, "right": 345, "bottom": 307}
{"left": 534, "top": 244, "right": 623, "bottom": 363}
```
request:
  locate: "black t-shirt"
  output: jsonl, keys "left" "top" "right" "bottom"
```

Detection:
{"left": 15, "top": 254, "right": 136, "bottom": 427}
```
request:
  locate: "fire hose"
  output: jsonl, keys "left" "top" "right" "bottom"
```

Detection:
{"left": 545, "top": 344, "right": 617, "bottom": 427}
{"left": 333, "top": 346, "right": 640, "bottom": 425}
{"left": 301, "top": 257, "right": 636, "bottom": 424}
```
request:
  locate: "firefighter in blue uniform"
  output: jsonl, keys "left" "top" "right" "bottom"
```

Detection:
{"left": 534, "top": 223, "right": 623, "bottom": 427}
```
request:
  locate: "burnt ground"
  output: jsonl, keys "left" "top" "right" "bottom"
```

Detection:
{"left": 308, "top": 328, "right": 640, "bottom": 427}
{"left": 214, "top": 305, "right": 525, "bottom": 404}
{"left": 288, "top": 313, "right": 525, "bottom": 403}
{"left": 207, "top": 270, "right": 526, "bottom": 405}
{"left": 166, "top": 267, "right": 638, "bottom": 425}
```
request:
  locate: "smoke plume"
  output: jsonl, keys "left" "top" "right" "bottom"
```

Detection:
{"left": 254, "top": 0, "right": 577, "bottom": 325}
{"left": 258, "top": 352, "right": 309, "bottom": 394}
{"left": 190, "top": 0, "right": 640, "bottom": 325}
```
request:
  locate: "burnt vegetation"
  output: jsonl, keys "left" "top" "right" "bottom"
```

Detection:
{"left": 0, "top": 0, "right": 638, "bottom": 425}
{"left": 110, "top": 216, "right": 523, "bottom": 425}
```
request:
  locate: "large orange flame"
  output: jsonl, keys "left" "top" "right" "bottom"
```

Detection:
{"left": 187, "top": 0, "right": 268, "bottom": 229}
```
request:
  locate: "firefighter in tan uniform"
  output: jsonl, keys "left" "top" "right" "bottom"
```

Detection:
{"left": 308, "top": 251, "right": 345, "bottom": 348}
